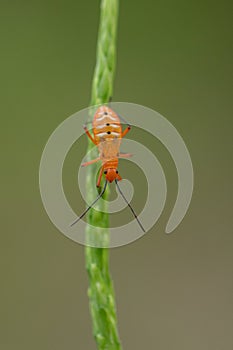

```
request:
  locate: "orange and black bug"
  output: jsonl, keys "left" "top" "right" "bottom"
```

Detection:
{"left": 71, "top": 105, "right": 145, "bottom": 232}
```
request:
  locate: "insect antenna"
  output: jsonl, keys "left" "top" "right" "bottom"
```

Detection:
{"left": 115, "top": 180, "right": 145, "bottom": 232}
{"left": 70, "top": 180, "right": 108, "bottom": 227}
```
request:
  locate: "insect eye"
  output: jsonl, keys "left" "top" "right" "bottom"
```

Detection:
{"left": 116, "top": 170, "right": 118, "bottom": 174}
{"left": 104, "top": 112, "right": 108, "bottom": 115}
{"left": 104, "top": 170, "right": 107, "bottom": 174}
{"left": 106, "top": 123, "right": 110, "bottom": 126}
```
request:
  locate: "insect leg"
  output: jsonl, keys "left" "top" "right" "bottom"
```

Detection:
{"left": 118, "top": 153, "right": 133, "bottom": 158}
{"left": 81, "top": 158, "right": 100, "bottom": 167}
{"left": 121, "top": 126, "right": 131, "bottom": 138}
{"left": 83, "top": 125, "right": 97, "bottom": 145}
{"left": 96, "top": 166, "right": 104, "bottom": 187}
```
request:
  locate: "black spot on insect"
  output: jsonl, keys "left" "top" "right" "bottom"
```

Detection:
{"left": 104, "top": 170, "right": 107, "bottom": 174}
{"left": 107, "top": 131, "right": 111, "bottom": 134}
{"left": 106, "top": 123, "right": 110, "bottom": 126}
{"left": 104, "top": 112, "right": 108, "bottom": 115}
{"left": 116, "top": 170, "right": 119, "bottom": 174}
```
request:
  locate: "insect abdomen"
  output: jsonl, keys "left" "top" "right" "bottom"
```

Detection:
{"left": 93, "top": 106, "right": 122, "bottom": 143}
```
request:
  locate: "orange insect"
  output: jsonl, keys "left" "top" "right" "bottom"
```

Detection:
{"left": 71, "top": 105, "right": 145, "bottom": 232}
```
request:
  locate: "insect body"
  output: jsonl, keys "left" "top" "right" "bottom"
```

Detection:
{"left": 71, "top": 105, "right": 145, "bottom": 232}
{"left": 83, "top": 105, "right": 131, "bottom": 186}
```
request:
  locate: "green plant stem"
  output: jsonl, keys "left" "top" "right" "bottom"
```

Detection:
{"left": 85, "top": 1, "right": 122, "bottom": 349}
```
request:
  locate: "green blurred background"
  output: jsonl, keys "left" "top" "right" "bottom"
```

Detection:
{"left": 1, "top": 0, "right": 232, "bottom": 349}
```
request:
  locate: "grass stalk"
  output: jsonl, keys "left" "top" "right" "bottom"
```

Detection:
{"left": 84, "top": 1, "right": 122, "bottom": 349}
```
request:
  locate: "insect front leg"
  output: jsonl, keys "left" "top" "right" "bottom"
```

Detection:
{"left": 97, "top": 166, "right": 104, "bottom": 188}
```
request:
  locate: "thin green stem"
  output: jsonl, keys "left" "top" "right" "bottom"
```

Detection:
{"left": 85, "top": 1, "right": 121, "bottom": 349}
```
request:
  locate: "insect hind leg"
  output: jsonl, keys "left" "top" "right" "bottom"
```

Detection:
{"left": 83, "top": 125, "right": 97, "bottom": 145}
